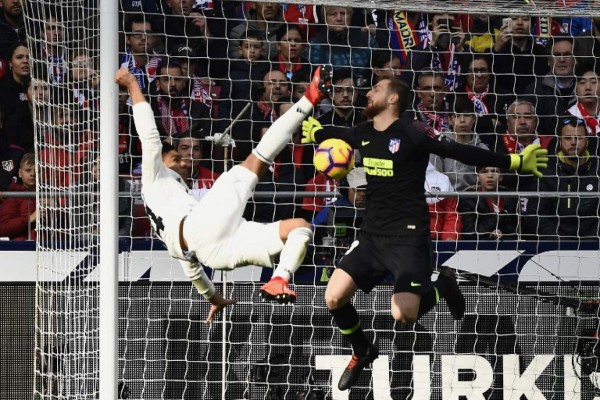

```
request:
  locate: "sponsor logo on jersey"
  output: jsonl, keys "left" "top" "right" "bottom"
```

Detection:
{"left": 388, "top": 138, "right": 401, "bottom": 154}
{"left": 361, "top": 140, "right": 370, "bottom": 146}
{"left": 363, "top": 157, "right": 394, "bottom": 177}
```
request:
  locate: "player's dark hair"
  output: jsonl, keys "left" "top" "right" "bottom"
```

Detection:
{"left": 386, "top": 77, "right": 411, "bottom": 116}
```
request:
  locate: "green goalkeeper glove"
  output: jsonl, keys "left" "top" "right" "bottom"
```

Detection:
{"left": 301, "top": 117, "right": 323, "bottom": 144}
{"left": 509, "top": 144, "right": 549, "bottom": 178}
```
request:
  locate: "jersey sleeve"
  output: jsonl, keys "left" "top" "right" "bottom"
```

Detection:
{"left": 410, "top": 121, "right": 511, "bottom": 170}
{"left": 314, "top": 125, "right": 358, "bottom": 148}
{"left": 132, "top": 102, "right": 164, "bottom": 185}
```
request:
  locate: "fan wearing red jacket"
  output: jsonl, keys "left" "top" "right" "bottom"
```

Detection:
{"left": 0, "top": 152, "right": 36, "bottom": 240}
{"left": 425, "top": 162, "right": 461, "bottom": 240}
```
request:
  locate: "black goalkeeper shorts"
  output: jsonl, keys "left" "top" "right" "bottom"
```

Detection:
{"left": 337, "top": 231, "right": 433, "bottom": 294}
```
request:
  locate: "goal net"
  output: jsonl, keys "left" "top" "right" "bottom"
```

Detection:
{"left": 22, "top": 0, "right": 600, "bottom": 399}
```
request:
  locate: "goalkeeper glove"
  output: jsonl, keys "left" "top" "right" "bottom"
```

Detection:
{"left": 301, "top": 117, "right": 323, "bottom": 144}
{"left": 509, "top": 144, "right": 549, "bottom": 178}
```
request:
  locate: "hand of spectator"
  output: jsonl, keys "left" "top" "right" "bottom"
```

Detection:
{"left": 29, "top": 210, "right": 38, "bottom": 225}
{"left": 430, "top": 18, "right": 446, "bottom": 47}
{"left": 509, "top": 144, "right": 549, "bottom": 178}
{"left": 451, "top": 26, "right": 466, "bottom": 51}
{"left": 361, "top": 23, "right": 377, "bottom": 37}
{"left": 490, "top": 229, "right": 503, "bottom": 240}
{"left": 190, "top": 11, "right": 206, "bottom": 33}
{"left": 89, "top": 71, "right": 100, "bottom": 89}
{"left": 494, "top": 24, "right": 511, "bottom": 52}
{"left": 301, "top": 117, "right": 322, "bottom": 144}
{"left": 205, "top": 292, "right": 237, "bottom": 322}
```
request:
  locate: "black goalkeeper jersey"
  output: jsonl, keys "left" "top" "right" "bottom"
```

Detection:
{"left": 315, "top": 114, "right": 511, "bottom": 236}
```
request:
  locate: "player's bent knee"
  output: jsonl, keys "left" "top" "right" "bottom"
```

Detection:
{"left": 324, "top": 290, "right": 347, "bottom": 311}
{"left": 280, "top": 218, "right": 313, "bottom": 241}
{"left": 391, "top": 308, "right": 418, "bottom": 323}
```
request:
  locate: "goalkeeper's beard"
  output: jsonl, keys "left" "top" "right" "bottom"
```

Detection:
{"left": 363, "top": 101, "right": 387, "bottom": 120}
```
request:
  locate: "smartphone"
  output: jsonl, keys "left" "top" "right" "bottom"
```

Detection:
{"left": 502, "top": 17, "right": 512, "bottom": 32}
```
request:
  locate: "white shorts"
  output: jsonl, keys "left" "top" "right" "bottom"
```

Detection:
{"left": 182, "top": 165, "right": 284, "bottom": 270}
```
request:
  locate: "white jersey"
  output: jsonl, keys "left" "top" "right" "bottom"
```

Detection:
{"left": 133, "top": 103, "right": 197, "bottom": 260}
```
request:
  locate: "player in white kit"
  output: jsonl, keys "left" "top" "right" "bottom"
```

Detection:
{"left": 115, "top": 66, "right": 331, "bottom": 321}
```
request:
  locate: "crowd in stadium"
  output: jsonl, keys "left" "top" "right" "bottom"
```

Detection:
{"left": 0, "top": 0, "right": 599, "bottom": 242}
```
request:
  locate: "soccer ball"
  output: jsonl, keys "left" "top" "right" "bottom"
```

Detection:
{"left": 313, "top": 138, "right": 355, "bottom": 180}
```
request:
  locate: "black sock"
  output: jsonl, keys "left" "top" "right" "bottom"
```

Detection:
{"left": 330, "top": 302, "right": 370, "bottom": 356}
{"left": 434, "top": 274, "right": 451, "bottom": 297}
{"left": 417, "top": 287, "right": 439, "bottom": 318}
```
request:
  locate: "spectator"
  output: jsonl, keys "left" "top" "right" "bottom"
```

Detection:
{"left": 229, "top": 69, "right": 291, "bottom": 162}
{"left": 312, "top": 167, "right": 366, "bottom": 248}
{"left": 281, "top": 3, "right": 317, "bottom": 39}
{"left": 567, "top": 62, "right": 600, "bottom": 137}
{"left": 498, "top": 100, "right": 553, "bottom": 155}
{"left": 461, "top": 14, "right": 502, "bottom": 52}
{"left": 491, "top": 16, "right": 548, "bottom": 94}
{"left": 430, "top": 95, "right": 489, "bottom": 191}
{"left": 36, "top": 13, "right": 67, "bottom": 84}
{"left": 184, "top": 4, "right": 228, "bottom": 78}
{"left": 271, "top": 24, "right": 309, "bottom": 81}
{"left": 0, "top": 152, "right": 37, "bottom": 240}
{"left": 174, "top": 133, "right": 220, "bottom": 198}
{"left": 227, "top": 30, "right": 269, "bottom": 113}
{"left": 309, "top": 6, "right": 379, "bottom": 79}
{"left": 408, "top": 12, "right": 467, "bottom": 91}
{"left": 573, "top": 10, "right": 600, "bottom": 67}
{"left": 534, "top": 116, "right": 600, "bottom": 240}
{"left": 162, "top": 0, "right": 198, "bottom": 51}
{"left": 228, "top": 2, "right": 283, "bottom": 60}
{"left": 120, "top": 15, "right": 160, "bottom": 94}
{"left": 170, "top": 45, "right": 222, "bottom": 123}
{"left": 290, "top": 68, "right": 310, "bottom": 102}
{"left": 0, "top": 41, "right": 32, "bottom": 153}
{"left": 456, "top": 54, "right": 514, "bottom": 126}
{"left": 38, "top": 89, "right": 93, "bottom": 191}
{"left": 150, "top": 58, "right": 211, "bottom": 139}
{"left": 524, "top": 35, "right": 577, "bottom": 136}
{"left": 0, "top": 0, "right": 25, "bottom": 67}
{"left": 371, "top": 49, "right": 403, "bottom": 84}
{"left": 425, "top": 162, "right": 461, "bottom": 241}
{"left": 69, "top": 49, "right": 99, "bottom": 110}
{"left": 386, "top": 11, "right": 427, "bottom": 70}
{"left": 0, "top": 118, "right": 20, "bottom": 195}
{"left": 413, "top": 69, "right": 450, "bottom": 132}
{"left": 459, "top": 165, "right": 519, "bottom": 241}
{"left": 317, "top": 68, "right": 363, "bottom": 128}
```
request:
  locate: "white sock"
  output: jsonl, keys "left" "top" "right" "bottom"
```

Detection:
{"left": 252, "top": 97, "right": 313, "bottom": 164}
{"left": 272, "top": 226, "right": 313, "bottom": 281}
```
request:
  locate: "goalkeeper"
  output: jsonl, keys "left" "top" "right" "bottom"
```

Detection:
{"left": 115, "top": 66, "right": 331, "bottom": 322}
{"left": 302, "top": 77, "right": 548, "bottom": 391}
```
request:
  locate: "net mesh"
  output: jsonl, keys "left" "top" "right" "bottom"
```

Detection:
{"left": 18, "top": 0, "right": 600, "bottom": 398}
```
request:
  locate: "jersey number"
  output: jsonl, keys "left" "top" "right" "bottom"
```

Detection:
{"left": 145, "top": 205, "right": 165, "bottom": 237}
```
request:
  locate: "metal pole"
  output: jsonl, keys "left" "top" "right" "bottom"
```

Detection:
{"left": 99, "top": 1, "right": 119, "bottom": 399}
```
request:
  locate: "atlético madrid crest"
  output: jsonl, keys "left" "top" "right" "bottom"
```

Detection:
{"left": 388, "top": 138, "right": 401, "bottom": 154}
{"left": 2, "top": 160, "right": 14, "bottom": 172}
